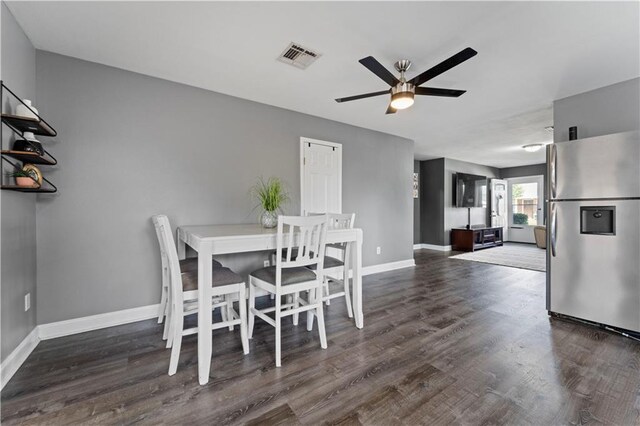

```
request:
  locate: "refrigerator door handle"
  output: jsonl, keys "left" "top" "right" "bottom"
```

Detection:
{"left": 549, "top": 144, "right": 557, "bottom": 199}
{"left": 550, "top": 203, "right": 557, "bottom": 257}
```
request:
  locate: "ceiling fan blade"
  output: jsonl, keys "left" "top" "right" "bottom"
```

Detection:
{"left": 335, "top": 90, "right": 390, "bottom": 103}
{"left": 408, "top": 47, "right": 477, "bottom": 87}
{"left": 385, "top": 104, "right": 397, "bottom": 114}
{"left": 359, "top": 56, "right": 400, "bottom": 87}
{"left": 415, "top": 87, "right": 467, "bottom": 97}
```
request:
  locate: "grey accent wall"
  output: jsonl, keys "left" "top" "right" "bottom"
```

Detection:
{"left": 554, "top": 78, "right": 640, "bottom": 142}
{"left": 34, "top": 51, "right": 414, "bottom": 324}
{"left": 413, "top": 160, "right": 420, "bottom": 244}
{"left": 443, "top": 159, "right": 499, "bottom": 246}
{"left": 419, "top": 159, "right": 445, "bottom": 246}
{"left": 1, "top": 3, "right": 38, "bottom": 361}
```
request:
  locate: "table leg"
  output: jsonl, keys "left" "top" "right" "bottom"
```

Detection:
{"left": 343, "top": 242, "right": 353, "bottom": 320}
{"left": 197, "top": 245, "right": 213, "bottom": 385}
{"left": 352, "top": 232, "right": 364, "bottom": 329}
{"left": 177, "top": 229, "right": 186, "bottom": 260}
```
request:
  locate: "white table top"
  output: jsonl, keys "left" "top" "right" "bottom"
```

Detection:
{"left": 178, "top": 223, "right": 361, "bottom": 241}
{"left": 178, "top": 223, "right": 278, "bottom": 239}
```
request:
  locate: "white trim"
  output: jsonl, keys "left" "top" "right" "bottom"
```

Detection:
{"left": 300, "top": 137, "right": 342, "bottom": 216}
{"left": 362, "top": 258, "right": 415, "bottom": 276}
{"left": 1, "top": 327, "right": 40, "bottom": 391}
{"left": 413, "top": 243, "right": 452, "bottom": 252}
{"left": 38, "top": 304, "right": 160, "bottom": 340}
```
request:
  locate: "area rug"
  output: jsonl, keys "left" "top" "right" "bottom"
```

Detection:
{"left": 451, "top": 243, "right": 546, "bottom": 272}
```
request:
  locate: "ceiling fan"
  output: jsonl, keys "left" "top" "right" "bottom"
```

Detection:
{"left": 335, "top": 47, "right": 477, "bottom": 114}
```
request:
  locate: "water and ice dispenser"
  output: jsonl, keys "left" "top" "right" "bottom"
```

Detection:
{"left": 580, "top": 206, "right": 616, "bottom": 235}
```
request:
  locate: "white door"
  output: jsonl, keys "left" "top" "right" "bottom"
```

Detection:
{"left": 490, "top": 178, "right": 508, "bottom": 240}
{"left": 507, "top": 175, "right": 544, "bottom": 243}
{"left": 300, "top": 138, "right": 342, "bottom": 216}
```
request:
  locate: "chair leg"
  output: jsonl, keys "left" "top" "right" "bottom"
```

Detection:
{"left": 316, "top": 293, "right": 327, "bottom": 349}
{"left": 238, "top": 285, "right": 249, "bottom": 355}
{"left": 158, "top": 284, "right": 168, "bottom": 324}
{"left": 275, "top": 295, "right": 282, "bottom": 367}
{"left": 324, "top": 277, "right": 330, "bottom": 306}
{"left": 307, "top": 288, "right": 315, "bottom": 332}
{"left": 168, "top": 313, "right": 183, "bottom": 375}
{"left": 165, "top": 301, "right": 174, "bottom": 348}
{"left": 227, "top": 296, "right": 234, "bottom": 331}
{"left": 162, "top": 287, "right": 172, "bottom": 341}
{"left": 221, "top": 299, "right": 228, "bottom": 324}
{"left": 292, "top": 292, "right": 299, "bottom": 326}
{"left": 248, "top": 283, "right": 255, "bottom": 339}
{"left": 343, "top": 267, "right": 353, "bottom": 318}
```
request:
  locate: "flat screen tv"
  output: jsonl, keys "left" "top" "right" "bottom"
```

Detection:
{"left": 454, "top": 173, "right": 487, "bottom": 208}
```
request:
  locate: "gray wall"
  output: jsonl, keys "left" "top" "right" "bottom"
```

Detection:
{"left": 419, "top": 159, "right": 445, "bottom": 246}
{"left": 34, "top": 51, "right": 414, "bottom": 324}
{"left": 554, "top": 78, "right": 640, "bottom": 142}
{"left": 443, "top": 158, "right": 499, "bottom": 246}
{"left": 413, "top": 160, "right": 420, "bottom": 244}
{"left": 1, "top": 3, "right": 38, "bottom": 361}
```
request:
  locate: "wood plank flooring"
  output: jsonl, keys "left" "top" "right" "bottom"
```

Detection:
{"left": 2, "top": 249, "right": 639, "bottom": 425}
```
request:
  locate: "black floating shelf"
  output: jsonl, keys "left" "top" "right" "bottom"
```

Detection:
{"left": 1, "top": 150, "right": 57, "bottom": 165}
{"left": 1, "top": 185, "right": 56, "bottom": 193}
{"left": 1, "top": 114, "right": 57, "bottom": 137}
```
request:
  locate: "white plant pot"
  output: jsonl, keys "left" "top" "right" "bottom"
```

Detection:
{"left": 15, "top": 99, "right": 39, "bottom": 119}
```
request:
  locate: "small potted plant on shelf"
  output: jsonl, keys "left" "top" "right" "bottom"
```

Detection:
{"left": 9, "top": 169, "right": 39, "bottom": 188}
{"left": 251, "top": 177, "right": 290, "bottom": 228}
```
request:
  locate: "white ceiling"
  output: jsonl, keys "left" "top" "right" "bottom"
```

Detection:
{"left": 7, "top": 1, "right": 639, "bottom": 168}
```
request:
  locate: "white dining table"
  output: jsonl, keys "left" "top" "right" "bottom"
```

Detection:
{"left": 176, "top": 223, "right": 364, "bottom": 385}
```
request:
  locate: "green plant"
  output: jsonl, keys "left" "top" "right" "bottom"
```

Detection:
{"left": 251, "top": 177, "right": 290, "bottom": 213}
{"left": 512, "top": 184, "right": 525, "bottom": 199}
{"left": 7, "top": 169, "right": 32, "bottom": 178}
{"left": 513, "top": 213, "right": 529, "bottom": 225}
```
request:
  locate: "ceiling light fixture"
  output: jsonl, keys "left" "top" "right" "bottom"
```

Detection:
{"left": 523, "top": 144, "right": 544, "bottom": 152}
{"left": 390, "top": 91, "right": 415, "bottom": 110}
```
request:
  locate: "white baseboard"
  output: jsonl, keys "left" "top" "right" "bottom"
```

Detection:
{"left": 362, "top": 258, "right": 415, "bottom": 275}
{"left": 38, "top": 304, "right": 161, "bottom": 340}
{"left": 1, "top": 327, "right": 40, "bottom": 391}
{"left": 413, "top": 243, "right": 452, "bottom": 252}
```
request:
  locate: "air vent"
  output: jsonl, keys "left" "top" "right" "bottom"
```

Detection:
{"left": 277, "top": 42, "right": 321, "bottom": 69}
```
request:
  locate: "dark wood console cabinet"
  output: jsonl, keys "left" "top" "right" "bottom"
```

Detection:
{"left": 451, "top": 227, "right": 503, "bottom": 252}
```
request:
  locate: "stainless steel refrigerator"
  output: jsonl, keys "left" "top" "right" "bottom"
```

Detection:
{"left": 547, "top": 131, "right": 640, "bottom": 333}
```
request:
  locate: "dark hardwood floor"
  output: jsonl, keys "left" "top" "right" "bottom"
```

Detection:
{"left": 2, "top": 250, "right": 639, "bottom": 425}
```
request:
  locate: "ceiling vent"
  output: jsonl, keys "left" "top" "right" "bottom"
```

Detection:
{"left": 277, "top": 42, "right": 321, "bottom": 69}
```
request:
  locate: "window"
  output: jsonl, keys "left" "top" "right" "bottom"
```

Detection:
{"left": 511, "top": 182, "right": 539, "bottom": 226}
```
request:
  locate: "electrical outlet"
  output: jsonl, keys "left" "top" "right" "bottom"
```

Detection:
{"left": 376, "top": 246, "right": 381, "bottom": 255}
{"left": 264, "top": 260, "right": 270, "bottom": 267}
{"left": 24, "top": 293, "right": 30, "bottom": 312}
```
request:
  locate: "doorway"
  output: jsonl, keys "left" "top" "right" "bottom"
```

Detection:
{"left": 506, "top": 175, "right": 544, "bottom": 243}
{"left": 300, "top": 137, "right": 342, "bottom": 216}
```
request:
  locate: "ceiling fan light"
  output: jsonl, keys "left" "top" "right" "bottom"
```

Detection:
{"left": 390, "top": 91, "right": 415, "bottom": 110}
{"left": 523, "top": 144, "right": 544, "bottom": 152}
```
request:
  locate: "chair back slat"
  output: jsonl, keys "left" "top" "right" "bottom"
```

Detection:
{"left": 308, "top": 212, "right": 355, "bottom": 251}
{"left": 152, "top": 215, "right": 168, "bottom": 269}
{"left": 155, "top": 215, "right": 185, "bottom": 307}
{"left": 308, "top": 212, "right": 355, "bottom": 230}
{"left": 275, "top": 215, "right": 328, "bottom": 284}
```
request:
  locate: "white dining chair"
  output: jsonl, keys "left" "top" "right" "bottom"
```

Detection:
{"left": 248, "top": 215, "right": 329, "bottom": 367}
{"left": 151, "top": 215, "right": 225, "bottom": 341}
{"left": 308, "top": 212, "right": 355, "bottom": 317}
{"left": 155, "top": 215, "right": 249, "bottom": 375}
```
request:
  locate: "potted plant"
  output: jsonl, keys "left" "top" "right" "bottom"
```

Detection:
{"left": 9, "top": 169, "right": 39, "bottom": 188}
{"left": 251, "top": 177, "right": 290, "bottom": 228}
